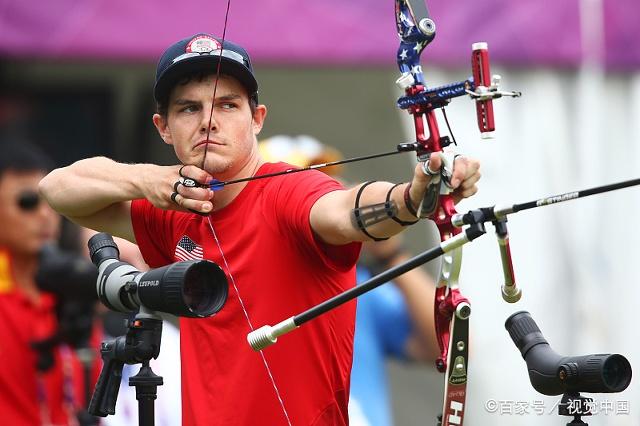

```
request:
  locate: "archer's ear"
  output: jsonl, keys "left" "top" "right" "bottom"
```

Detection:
{"left": 252, "top": 104, "right": 267, "bottom": 136}
{"left": 152, "top": 113, "right": 173, "bottom": 146}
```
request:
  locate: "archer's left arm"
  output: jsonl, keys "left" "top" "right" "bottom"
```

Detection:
{"left": 310, "top": 154, "right": 481, "bottom": 245}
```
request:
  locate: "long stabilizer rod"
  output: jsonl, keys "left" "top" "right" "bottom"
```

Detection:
{"left": 247, "top": 224, "right": 486, "bottom": 351}
{"left": 453, "top": 177, "right": 640, "bottom": 226}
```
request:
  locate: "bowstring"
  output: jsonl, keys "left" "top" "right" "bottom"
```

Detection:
{"left": 206, "top": 219, "right": 293, "bottom": 426}
{"left": 200, "top": 0, "right": 231, "bottom": 171}
{"left": 204, "top": 2, "right": 293, "bottom": 424}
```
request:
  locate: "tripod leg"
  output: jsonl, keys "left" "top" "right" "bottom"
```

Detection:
{"left": 130, "top": 362, "right": 163, "bottom": 426}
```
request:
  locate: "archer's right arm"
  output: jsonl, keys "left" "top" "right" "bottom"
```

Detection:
{"left": 39, "top": 157, "right": 212, "bottom": 242}
{"left": 39, "top": 157, "right": 154, "bottom": 242}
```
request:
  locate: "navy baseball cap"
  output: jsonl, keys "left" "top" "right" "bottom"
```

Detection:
{"left": 154, "top": 33, "right": 258, "bottom": 105}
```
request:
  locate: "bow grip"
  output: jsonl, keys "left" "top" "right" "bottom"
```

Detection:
{"left": 471, "top": 42, "right": 495, "bottom": 138}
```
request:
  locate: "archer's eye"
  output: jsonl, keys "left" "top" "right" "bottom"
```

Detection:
{"left": 219, "top": 102, "right": 237, "bottom": 110}
{"left": 181, "top": 104, "right": 200, "bottom": 113}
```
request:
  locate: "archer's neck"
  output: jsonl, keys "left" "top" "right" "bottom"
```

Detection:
{"left": 211, "top": 152, "right": 264, "bottom": 211}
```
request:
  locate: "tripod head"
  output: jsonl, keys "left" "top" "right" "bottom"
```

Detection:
{"left": 557, "top": 392, "right": 593, "bottom": 426}
{"left": 88, "top": 309, "right": 163, "bottom": 417}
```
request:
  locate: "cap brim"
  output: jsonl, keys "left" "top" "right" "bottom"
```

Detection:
{"left": 154, "top": 55, "right": 258, "bottom": 104}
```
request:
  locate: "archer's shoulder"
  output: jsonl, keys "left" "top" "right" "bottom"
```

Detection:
{"left": 254, "top": 162, "right": 342, "bottom": 205}
{"left": 262, "top": 162, "right": 338, "bottom": 186}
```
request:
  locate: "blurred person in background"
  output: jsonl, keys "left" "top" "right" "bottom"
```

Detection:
{"left": 0, "top": 138, "right": 98, "bottom": 426}
{"left": 39, "top": 33, "right": 479, "bottom": 426}
{"left": 260, "top": 136, "right": 439, "bottom": 426}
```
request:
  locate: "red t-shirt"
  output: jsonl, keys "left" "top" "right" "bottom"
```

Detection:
{"left": 0, "top": 249, "right": 95, "bottom": 426}
{"left": 131, "top": 163, "right": 361, "bottom": 426}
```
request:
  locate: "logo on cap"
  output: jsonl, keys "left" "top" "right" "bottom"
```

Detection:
{"left": 185, "top": 35, "right": 222, "bottom": 54}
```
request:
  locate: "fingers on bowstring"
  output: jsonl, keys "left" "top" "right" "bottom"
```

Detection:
{"left": 171, "top": 168, "right": 214, "bottom": 214}
{"left": 177, "top": 177, "right": 213, "bottom": 201}
{"left": 170, "top": 177, "right": 213, "bottom": 214}
{"left": 170, "top": 187, "right": 213, "bottom": 214}
{"left": 179, "top": 164, "right": 212, "bottom": 186}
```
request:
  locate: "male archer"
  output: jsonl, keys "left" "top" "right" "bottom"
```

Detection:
{"left": 40, "top": 33, "right": 480, "bottom": 425}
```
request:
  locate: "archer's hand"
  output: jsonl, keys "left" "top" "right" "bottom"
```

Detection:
{"left": 142, "top": 164, "right": 214, "bottom": 214}
{"left": 409, "top": 153, "right": 481, "bottom": 206}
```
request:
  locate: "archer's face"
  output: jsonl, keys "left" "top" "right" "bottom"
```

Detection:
{"left": 154, "top": 74, "right": 266, "bottom": 179}
{"left": 0, "top": 170, "right": 60, "bottom": 256}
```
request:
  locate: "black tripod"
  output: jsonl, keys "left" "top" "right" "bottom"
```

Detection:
{"left": 88, "top": 310, "right": 164, "bottom": 426}
{"left": 558, "top": 392, "right": 593, "bottom": 426}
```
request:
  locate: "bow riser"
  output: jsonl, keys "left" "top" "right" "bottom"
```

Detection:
{"left": 408, "top": 98, "right": 447, "bottom": 158}
{"left": 395, "top": 1, "right": 521, "bottom": 425}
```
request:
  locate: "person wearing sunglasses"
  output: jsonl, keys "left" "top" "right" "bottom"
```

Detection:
{"left": 0, "top": 139, "right": 86, "bottom": 426}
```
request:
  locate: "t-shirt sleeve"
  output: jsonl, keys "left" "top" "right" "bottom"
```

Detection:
{"left": 266, "top": 167, "right": 361, "bottom": 272}
{"left": 130, "top": 199, "right": 190, "bottom": 268}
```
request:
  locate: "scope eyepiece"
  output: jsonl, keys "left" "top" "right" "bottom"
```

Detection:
{"left": 505, "top": 311, "right": 632, "bottom": 395}
{"left": 89, "top": 232, "right": 121, "bottom": 265}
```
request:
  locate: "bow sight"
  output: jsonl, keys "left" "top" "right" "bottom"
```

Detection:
{"left": 395, "top": 3, "right": 520, "bottom": 149}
